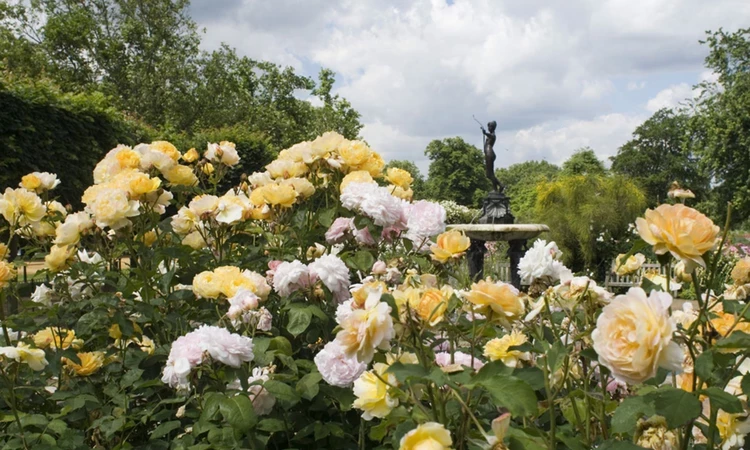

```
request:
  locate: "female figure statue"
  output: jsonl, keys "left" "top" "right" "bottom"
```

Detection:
{"left": 480, "top": 120, "right": 503, "bottom": 193}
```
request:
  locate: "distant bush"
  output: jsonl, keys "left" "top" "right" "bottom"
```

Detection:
{"left": 0, "top": 76, "right": 150, "bottom": 207}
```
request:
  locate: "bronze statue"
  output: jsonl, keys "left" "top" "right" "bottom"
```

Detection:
{"left": 479, "top": 120, "right": 503, "bottom": 193}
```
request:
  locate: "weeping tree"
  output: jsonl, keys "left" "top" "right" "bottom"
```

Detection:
{"left": 534, "top": 174, "right": 646, "bottom": 278}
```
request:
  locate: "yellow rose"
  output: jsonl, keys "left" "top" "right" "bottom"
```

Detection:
{"left": 385, "top": 167, "right": 413, "bottom": 189}
{"left": 136, "top": 335, "right": 155, "bottom": 355}
{"left": 338, "top": 140, "right": 373, "bottom": 169}
{"left": 0, "top": 243, "right": 8, "bottom": 260}
{"left": 730, "top": 257, "right": 750, "bottom": 285}
{"left": 0, "top": 187, "right": 47, "bottom": 225}
{"left": 109, "top": 324, "right": 122, "bottom": 339}
{"left": 250, "top": 206, "right": 271, "bottom": 221}
{"left": 183, "top": 148, "right": 199, "bottom": 163}
{"left": 360, "top": 153, "right": 384, "bottom": 177}
{"left": 399, "top": 422, "right": 452, "bottom": 450}
{"left": 189, "top": 195, "right": 219, "bottom": 216}
{"left": 431, "top": 230, "right": 471, "bottom": 263}
{"left": 150, "top": 141, "right": 181, "bottom": 161}
{"left": 201, "top": 163, "right": 215, "bottom": 175}
{"left": 182, "top": 231, "right": 208, "bottom": 249}
{"left": 389, "top": 185, "right": 413, "bottom": 201}
{"left": 465, "top": 280, "right": 524, "bottom": 321}
{"left": 265, "top": 159, "right": 309, "bottom": 179}
{"left": 20, "top": 174, "right": 42, "bottom": 191}
{"left": 413, "top": 287, "right": 452, "bottom": 326}
{"left": 162, "top": 164, "right": 198, "bottom": 186}
{"left": 392, "top": 286, "right": 422, "bottom": 319}
{"left": 115, "top": 149, "right": 142, "bottom": 169}
{"left": 353, "top": 363, "right": 398, "bottom": 420}
{"left": 340, "top": 170, "right": 375, "bottom": 193}
{"left": 0, "top": 261, "right": 17, "bottom": 288}
{"left": 592, "top": 287, "right": 683, "bottom": 384}
{"left": 214, "top": 266, "right": 253, "bottom": 298}
{"left": 54, "top": 212, "right": 93, "bottom": 246}
{"left": 636, "top": 204, "right": 719, "bottom": 272}
{"left": 483, "top": 330, "right": 531, "bottom": 368}
{"left": 0, "top": 343, "right": 48, "bottom": 371}
{"left": 44, "top": 244, "right": 76, "bottom": 272}
{"left": 635, "top": 417, "right": 678, "bottom": 450}
{"left": 140, "top": 230, "right": 158, "bottom": 247}
{"left": 63, "top": 351, "right": 105, "bottom": 376}
{"left": 262, "top": 183, "right": 297, "bottom": 208}
{"left": 710, "top": 305, "right": 750, "bottom": 337}
{"left": 282, "top": 177, "right": 316, "bottom": 198}
{"left": 129, "top": 173, "right": 162, "bottom": 196}
{"left": 33, "top": 327, "right": 83, "bottom": 350}
{"left": 336, "top": 295, "right": 394, "bottom": 362}
{"left": 82, "top": 184, "right": 140, "bottom": 230}
{"left": 615, "top": 253, "right": 646, "bottom": 276}
{"left": 193, "top": 270, "right": 224, "bottom": 299}
{"left": 352, "top": 280, "right": 387, "bottom": 308}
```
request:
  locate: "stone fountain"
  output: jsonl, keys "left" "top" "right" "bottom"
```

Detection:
{"left": 452, "top": 119, "right": 550, "bottom": 289}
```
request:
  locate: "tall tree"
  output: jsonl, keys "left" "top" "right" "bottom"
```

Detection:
{"left": 384, "top": 159, "right": 426, "bottom": 199}
{"left": 0, "top": 0, "right": 363, "bottom": 149}
{"left": 424, "top": 137, "right": 490, "bottom": 207}
{"left": 690, "top": 28, "right": 750, "bottom": 225}
{"left": 496, "top": 160, "right": 560, "bottom": 222}
{"left": 611, "top": 108, "right": 708, "bottom": 206}
{"left": 535, "top": 174, "right": 646, "bottom": 277}
{"left": 561, "top": 148, "right": 607, "bottom": 176}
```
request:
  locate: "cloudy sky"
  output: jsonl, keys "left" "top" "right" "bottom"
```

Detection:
{"left": 189, "top": 0, "right": 749, "bottom": 173}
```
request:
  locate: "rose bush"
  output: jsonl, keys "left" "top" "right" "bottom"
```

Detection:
{"left": 0, "top": 132, "right": 748, "bottom": 450}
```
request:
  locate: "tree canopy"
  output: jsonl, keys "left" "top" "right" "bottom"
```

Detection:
{"left": 0, "top": 0, "right": 363, "bottom": 151}
{"left": 496, "top": 160, "right": 560, "bottom": 222}
{"left": 611, "top": 109, "right": 708, "bottom": 206}
{"left": 424, "top": 137, "right": 490, "bottom": 207}
{"left": 561, "top": 148, "right": 607, "bottom": 176}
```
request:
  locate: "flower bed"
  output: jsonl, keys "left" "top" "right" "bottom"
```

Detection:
{"left": 0, "top": 134, "right": 748, "bottom": 449}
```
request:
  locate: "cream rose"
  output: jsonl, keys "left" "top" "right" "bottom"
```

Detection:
{"left": 636, "top": 204, "right": 719, "bottom": 272}
{"left": 615, "top": 253, "right": 646, "bottom": 276}
{"left": 592, "top": 287, "right": 683, "bottom": 384}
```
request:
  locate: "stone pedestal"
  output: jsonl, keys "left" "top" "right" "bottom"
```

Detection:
{"left": 449, "top": 224, "right": 549, "bottom": 289}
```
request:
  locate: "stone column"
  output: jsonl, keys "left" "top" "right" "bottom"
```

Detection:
{"left": 508, "top": 239, "right": 526, "bottom": 290}
{"left": 467, "top": 238, "right": 487, "bottom": 282}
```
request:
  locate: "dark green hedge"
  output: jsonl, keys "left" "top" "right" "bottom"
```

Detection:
{"left": 0, "top": 77, "right": 150, "bottom": 207}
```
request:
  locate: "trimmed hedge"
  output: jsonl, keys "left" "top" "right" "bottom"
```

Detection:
{"left": 0, "top": 77, "right": 150, "bottom": 207}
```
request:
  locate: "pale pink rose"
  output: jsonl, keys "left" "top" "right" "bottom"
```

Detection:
{"left": 340, "top": 182, "right": 407, "bottom": 229}
{"left": 309, "top": 254, "right": 351, "bottom": 302}
{"left": 195, "top": 325, "right": 255, "bottom": 368}
{"left": 326, "top": 217, "right": 355, "bottom": 244}
{"left": 404, "top": 200, "right": 447, "bottom": 244}
{"left": 228, "top": 367, "right": 276, "bottom": 415}
{"left": 435, "top": 351, "right": 485, "bottom": 372}
{"left": 371, "top": 261, "right": 387, "bottom": 275}
{"left": 354, "top": 226, "right": 376, "bottom": 246}
{"left": 315, "top": 341, "right": 367, "bottom": 387}
{"left": 272, "top": 260, "right": 314, "bottom": 297}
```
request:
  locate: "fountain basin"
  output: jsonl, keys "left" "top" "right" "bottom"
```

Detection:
{"left": 447, "top": 223, "right": 549, "bottom": 242}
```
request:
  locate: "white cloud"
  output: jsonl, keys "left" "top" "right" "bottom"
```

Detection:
{"left": 190, "top": 0, "right": 750, "bottom": 168}
{"left": 645, "top": 83, "right": 694, "bottom": 112}
{"left": 627, "top": 81, "right": 646, "bottom": 90}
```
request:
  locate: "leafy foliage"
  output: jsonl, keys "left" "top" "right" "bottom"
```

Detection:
{"left": 424, "top": 137, "right": 490, "bottom": 207}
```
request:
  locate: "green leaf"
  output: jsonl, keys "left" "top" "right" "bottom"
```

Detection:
{"left": 479, "top": 374, "right": 538, "bottom": 417}
{"left": 546, "top": 341, "right": 567, "bottom": 374}
{"left": 286, "top": 305, "right": 312, "bottom": 337}
{"left": 506, "top": 427, "right": 546, "bottom": 450}
{"left": 263, "top": 380, "right": 300, "bottom": 409}
{"left": 742, "top": 373, "right": 750, "bottom": 397}
{"left": 715, "top": 331, "right": 750, "bottom": 349}
{"left": 296, "top": 372, "right": 323, "bottom": 400}
{"left": 611, "top": 396, "right": 655, "bottom": 435}
{"left": 257, "top": 418, "right": 286, "bottom": 433}
{"left": 19, "top": 414, "right": 48, "bottom": 429}
{"left": 466, "top": 360, "right": 513, "bottom": 387}
{"left": 647, "top": 387, "right": 701, "bottom": 428}
{"left": 318, "top": 208, "right": 337, "bottom": 228}
{"left": 268, "top": 336, "right": 292, "bottom": 356}
{"left": 350, "top": 250, "right": 375, "bottom": 273}
{"left": 386, "top": 362, "right": 430, "bottom": 383}
{"left": 700, "top": 387, "right": 744, "bottom": 413}
{"left": 150, "top": 420, "right": 182, "bottom": 439}
{"left": 219, "top": 395, "right": 257, "bottom": 433}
